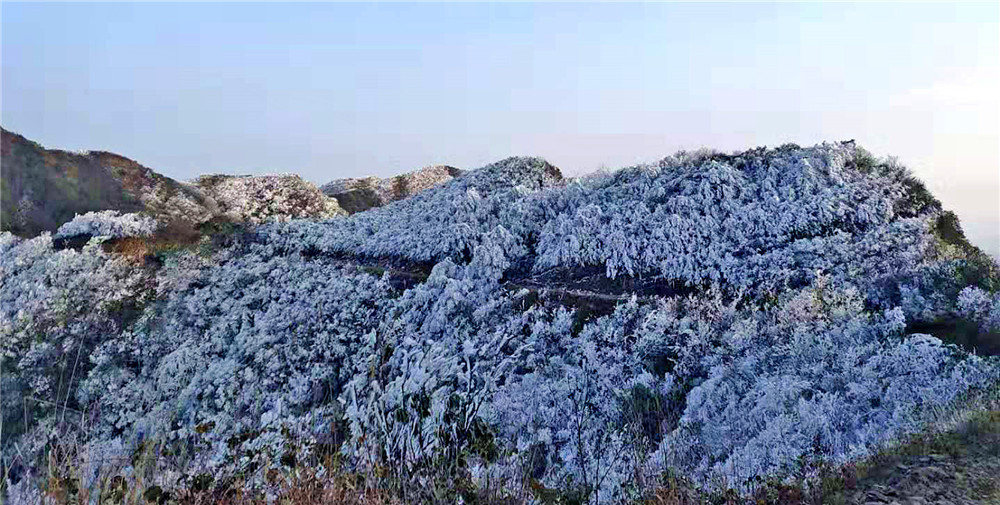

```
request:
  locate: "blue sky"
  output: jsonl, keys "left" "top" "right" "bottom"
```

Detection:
{"left": 2, "top": 2, "right": 998, "bottom": 255}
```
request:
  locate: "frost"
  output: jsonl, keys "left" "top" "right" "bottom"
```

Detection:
{"left": 54, "top": 210, "right": 158, "bottom": 239}
{"left": 194, "top": 173, "right": 346, "bottom": 224}
{"left": 957, "top": 286, "right": 1000, "bottom": 333}
{"left": 3, "top": 142, "right": 999, "bottom": 503}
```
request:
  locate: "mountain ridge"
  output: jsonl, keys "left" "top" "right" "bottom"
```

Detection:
{"left": 2, "top": 139, "right": 999, "bottom": 504}
{"left": 321, "top": 164, "right": 466, "bottom": 213}
{"left": 0, "top": 128, "right": 346, "bottom": 237}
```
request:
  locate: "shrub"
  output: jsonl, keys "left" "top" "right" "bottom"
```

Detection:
{"left": 5, "top": 143, "right": 999, "bottom": 504}
{"left": 54, "top": 210, "right": 158, "bottom": 240}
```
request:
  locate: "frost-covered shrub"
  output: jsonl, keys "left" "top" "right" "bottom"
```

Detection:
{"left": 471, "top": 279, "right": 998, "bottom": 501}
{"left": 484, "top": 299, "right": 655, "bottom": 503}
{"left": 4, "top": 142, "right": 999, "bottom": 504}
{"left": 0, "top": 232, "right": 153, "bottom": 481}
{"left": 321, "top": 164, "right": 464, "bottom": 213}
{"left": 647, "top": 283, "right": 997, "bottom": 491}
{"left": 261, "top": 143, "right": 964, "bottom": 303}
{"left": 532, "top": 143, "right": 931, "bottom": 295}
{"left": 54, "top": 210, "right": 158, "bottom": 239}
{"left": 342, "top": 228, "right": 532, "bottom": 478}
{"left": 76, "top": 241, "right": 396, "bottom": 485}
{"left": 957, "top": 286, "right": 1000, "bottom": 333}
{"left": 194, "top": 174, "right": 345, "bottom": 224}
{"left": 258, "top": 156, "right": 561, "bottom": 263}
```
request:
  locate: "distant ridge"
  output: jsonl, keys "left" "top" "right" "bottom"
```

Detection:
{"left": 0, "top": 128, "right": 343, "bottom": 237}
{"left": 321, "top": 164, "right": 465, "bottom": 213}
{"left": 1, "top": 127, "right": 217, "bottom": 236}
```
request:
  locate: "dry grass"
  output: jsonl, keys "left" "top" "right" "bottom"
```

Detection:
{"left": 32, "top": 457, "right": 403, "bottom": 505}
{"left": 173, "top": 473, "right": 402, "bottom": 505}
{"left": 19, "top": 437, "right": 525, "bottom": 505}
{"left": 31, "top": 469, "right": 530, "bottom": 505}
{"left": 97, "top": 217, "right": 246, "bottom": 266}
{"left": 106, "top": 237, "right": 154, "bottom": 262}
{"left": 641, "top": 381, "right": 1000, "bottom": 505}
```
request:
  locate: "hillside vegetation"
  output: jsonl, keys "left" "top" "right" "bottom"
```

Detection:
{"left": 321, "top": 165, "right": 464, "bottom": 214}
{"left": 2, "top": 141, "right": 999, "bottom": 504}
{"left": 0, "top": 128, "right": 343, "bottom": 239}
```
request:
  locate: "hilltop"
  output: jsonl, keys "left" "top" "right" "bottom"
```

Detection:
{"left": 321, "top": 164, "right": 466, "bottom": 214}
{"left": 0, "top": 128, "right": 344, "bottom": 239}
{"left": 2, "top": 141, "right": 999, "bottom": 504}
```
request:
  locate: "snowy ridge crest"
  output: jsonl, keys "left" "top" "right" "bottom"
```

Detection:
{"left": 2, "top": 141, "right": 999, "bottom": 503}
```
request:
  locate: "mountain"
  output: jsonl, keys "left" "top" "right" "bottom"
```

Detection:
{"left": 0, "top": 128, "right": 344, "bottom": 238}
{"left": 2, "top": 142, "right": 999, "bottom": 504}
{"left": 321, "top": 164, "right": 469, "bottom": 213}
{"left": 1, "top": 127, "right": 218, "bottom": 236}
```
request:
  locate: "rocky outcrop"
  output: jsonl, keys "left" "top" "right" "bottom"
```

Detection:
{"left": 321, "top": 164, "right": 463, "bottom": 213}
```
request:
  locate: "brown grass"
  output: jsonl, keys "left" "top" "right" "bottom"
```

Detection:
{"left": 34, "top": 460, "right": 402, "bottom": 505}
{"left": 34, "top": 466, "right": 532, "bottom": 505}
{"left": 173, "top": 473, "right": 402, "bottom": 505}
{"left": 107, "top": 237, "right": 153, "bottom": 262}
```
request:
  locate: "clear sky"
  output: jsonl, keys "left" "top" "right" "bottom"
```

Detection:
{"left": 2, "top": 2, "right": 998, "bottom": 256}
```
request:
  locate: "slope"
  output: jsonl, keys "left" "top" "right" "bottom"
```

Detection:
{"left": 2, "top": 142, "right": 999, "bottom": 505}
{"left": 321, "top": 164, "right": 465, "bottom": 214}
{"left": 0, "top": 128, "right": 345, "bottom": 239}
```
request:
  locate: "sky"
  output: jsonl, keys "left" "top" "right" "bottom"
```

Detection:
{"left": 2, "top": 2, "right": 998, "bottom": 256}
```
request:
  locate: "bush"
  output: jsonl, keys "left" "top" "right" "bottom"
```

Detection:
{"left": 54, "top": 210, "right": 158, "bottom": 240}
{"left": 5, "top": 142, "right": 999, "bottom": 504}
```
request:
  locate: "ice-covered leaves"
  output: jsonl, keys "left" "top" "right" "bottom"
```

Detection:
{"left": 475, "top": 281, "right": 998, "bottom": 500}
{"left": 260, "top": 143, "right": 965, "bottom": 304}
{"left": 54, "top": 210, "right": 158, "bottom": 240}
{"left": 649, "top": 284, "right": 996, "bottom": 490}
{"left": 258, "top": 156, "right": 560, "bottom": 262}
{"left": 1, "top": 232, "right": 154, "bottom": 477}
{"left": 3, "top": 142, "right": 999, "bottom": 503}
{"left": 78, "top": 242, "right": 396, "bottom": 481}
{"left": 958, "top": 286, "right": 1000, "bottom": 333}
{"left": 193, "top": 174, "right": 346, "bottom": 224}
{"left": 531, "top": 144, "right": 929, "bottom": 296}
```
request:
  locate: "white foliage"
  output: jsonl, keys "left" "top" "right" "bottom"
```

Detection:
{"left": 77, "top": 243, "right": 395, "bottom": 483}
{"left": 259, "top": 156, "right": 559, "bottom": 262}
{"left": 54, "top": 210, "right": 158, "bottom": 239}
{"left": 3, "top": 142, "right": 999, "bottom": 503}
{"left": 649, "top": 285, "right": 997, "bottom": 490}
{"left": 194, "top": 174, "right": 345, "bottom": 224}
{"left": 957, "top": 286, "right": 1000, "bottom": 333}
{"left": 0, "top": 232, "right": 154, "bottom": 479}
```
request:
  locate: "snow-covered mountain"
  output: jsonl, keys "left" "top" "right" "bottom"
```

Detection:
{"left": 2, "top": 141, "right": 998, "bottom": 504}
